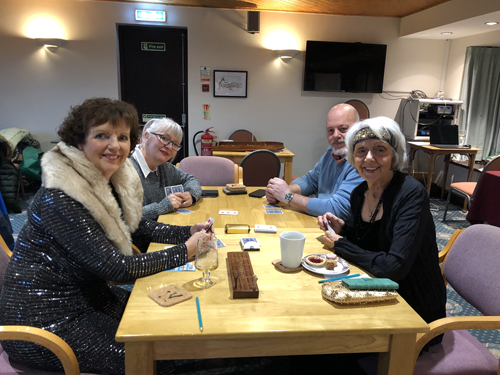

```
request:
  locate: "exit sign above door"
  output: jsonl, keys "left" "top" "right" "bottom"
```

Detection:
{"left": 141, "top": 42, "right": 166, "bottom": 52}
{"left": 142, "top": 114, "right": 166, "bottom": 122}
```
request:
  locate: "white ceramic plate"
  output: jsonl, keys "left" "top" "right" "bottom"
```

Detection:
{"left": 301, "top": 254, "right": 350, "bottom": 276}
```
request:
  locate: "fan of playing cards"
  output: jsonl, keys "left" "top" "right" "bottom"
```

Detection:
{"left": 164, "top": 184, "right": 185, "bottom": 195}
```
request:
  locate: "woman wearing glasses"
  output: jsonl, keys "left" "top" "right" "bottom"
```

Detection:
{"left": 131, "top": 118, "right": 202, "bottom": 220}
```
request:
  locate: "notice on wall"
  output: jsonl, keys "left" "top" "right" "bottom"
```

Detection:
{"left": 141, "top": 42, "right": 166, "bottom": 52}
{"left": 200, "top": 66, "right": 211, "bottom": 82}
{"left": 203, "top": 104, "right": 210, "bottom": 120}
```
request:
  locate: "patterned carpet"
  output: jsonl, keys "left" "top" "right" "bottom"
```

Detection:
{"left": 6, "top": 195, "right": 500, "bottom": 373}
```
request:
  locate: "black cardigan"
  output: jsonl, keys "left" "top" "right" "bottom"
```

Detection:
{"left": 335, "top": 171, "right": 446, "bottom": 324}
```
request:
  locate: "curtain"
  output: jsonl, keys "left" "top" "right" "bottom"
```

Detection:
{"left": 460, "top": 46, "right": 500, "bottom": 161}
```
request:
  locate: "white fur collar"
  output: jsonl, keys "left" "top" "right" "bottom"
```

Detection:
{"left": 41, "top": 142, "right": 143, "bottom": 255}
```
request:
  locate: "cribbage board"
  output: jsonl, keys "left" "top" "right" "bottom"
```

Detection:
{"left": 227, "top": 252, "right": 259, "bottom": 299}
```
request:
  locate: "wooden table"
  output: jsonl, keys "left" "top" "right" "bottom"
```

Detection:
{"left": 116, "top": 231, "right": 428, "bottom": 375}
{"left": 213, "top": 147, "right": 295, "bottom": 184}
{"left": 115, "top": 191, "right": 429, "bottom": 375}
{"left": 407, "top": 142, "right": 480, "bottom": 199}
{"left": 157, "top": 187, "right": 318, "bottom": 228}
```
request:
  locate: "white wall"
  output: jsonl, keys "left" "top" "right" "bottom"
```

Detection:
{"left": 0, "top": 0, "right": 450, "bottom": 176}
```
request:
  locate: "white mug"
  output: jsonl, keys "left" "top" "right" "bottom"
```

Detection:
{"left": 280, "top": 231, "right": 306, "bottom": 268}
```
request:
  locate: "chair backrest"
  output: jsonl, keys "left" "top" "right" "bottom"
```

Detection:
{"left": 0, "top": 234, "right": 12, "bottom": 258}
{"left": 443, "top": 224, "right": 500, "bottom": 316}
{"left": 228, "top": 129, "right": 256, "bottom": 142}
{"left": 345, "top": 99, "right": 370, "bottom": 120}
{"left": 178, "top": 156, "right": 238, "bottom": 186}
{"left": 239, "top": 150, "right": 281, "bottom": 187}
{"left": 472, "top": 155, "right": 500, "bottom": 198}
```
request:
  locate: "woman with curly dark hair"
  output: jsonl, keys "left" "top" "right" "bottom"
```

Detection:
{"left": 0, "top": 98, "right": 211, "bottom": 374}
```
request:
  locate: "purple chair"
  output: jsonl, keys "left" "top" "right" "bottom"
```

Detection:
{"left": 413, "top": 224, "right": 500, "bottom": 374}
{"left": 178, "top": 156, "right": 241, "bottom": 186}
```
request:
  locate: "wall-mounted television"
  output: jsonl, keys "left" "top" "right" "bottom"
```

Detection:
{"left": 303, "top": 41, "right": 387, "bottom": 93}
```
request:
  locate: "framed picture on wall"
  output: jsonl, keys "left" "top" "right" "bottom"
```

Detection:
{"left": 213, "top": 70, "right": 248, "bottom": 98}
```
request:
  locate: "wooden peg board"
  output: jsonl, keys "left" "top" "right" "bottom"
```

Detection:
{"left": 228, "top": 252, "right": 259, "bottom": 299}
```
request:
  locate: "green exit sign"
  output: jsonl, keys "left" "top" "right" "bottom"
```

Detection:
{"left": 141, "top": 42, "right": 166, "bottom": 52}
{"left": 142, "top": 114, "right": 166, "bottom": 122}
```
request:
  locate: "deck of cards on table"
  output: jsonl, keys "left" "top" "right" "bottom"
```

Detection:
{"left": 240, "top": 237, "right": 261, "bottom": 250}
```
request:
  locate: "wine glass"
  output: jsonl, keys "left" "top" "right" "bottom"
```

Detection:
{"left": 194, "top": 237, "right": 218, "bottom": 288}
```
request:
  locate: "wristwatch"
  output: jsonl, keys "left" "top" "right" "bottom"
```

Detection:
{"left": 284, "top": 192, "right": 294, "bottom": 205}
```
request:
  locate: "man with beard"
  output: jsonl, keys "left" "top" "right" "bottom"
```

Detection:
{"left": 266, "top": 104, "right": 363, "bottom": 219}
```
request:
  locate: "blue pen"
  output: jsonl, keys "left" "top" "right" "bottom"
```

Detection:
{"left": 318, "top": 273, "right": 360, "bottom": 284}
{"left": 196, "top": 297, "right": 203, "bottom": 332}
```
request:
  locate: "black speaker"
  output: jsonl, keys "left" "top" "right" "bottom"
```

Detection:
{"left": 247, "top": 11, "right": 260, "bottom": 34}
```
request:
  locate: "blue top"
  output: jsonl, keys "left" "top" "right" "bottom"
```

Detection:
{"left": 292, "top": 147, "right": 363, "bottom": 219}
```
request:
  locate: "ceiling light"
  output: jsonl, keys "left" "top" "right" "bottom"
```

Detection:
{"left": 441, "top": 32, "right": 453, "bottom": 35}
{"left": 274, "top": 49, "right": 300, "bottom": 61}
{"left": 485, "top": 22, "right": 499, "bottom": 26}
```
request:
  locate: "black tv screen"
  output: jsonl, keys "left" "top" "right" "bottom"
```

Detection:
{"left": 303, "top": 41, "right": 387, "bottom": 93}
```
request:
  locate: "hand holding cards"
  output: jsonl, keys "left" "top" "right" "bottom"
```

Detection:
{"left": 165, "top": 184, "right": 185, "bottom": 196}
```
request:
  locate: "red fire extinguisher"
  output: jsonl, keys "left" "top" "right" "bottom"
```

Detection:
{"left": 200, "top": 127, "right": 215, "bottom": 156}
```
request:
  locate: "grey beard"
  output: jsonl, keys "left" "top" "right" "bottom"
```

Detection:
{"left": 331, "top": 146, "right": 347, "bottom": 156}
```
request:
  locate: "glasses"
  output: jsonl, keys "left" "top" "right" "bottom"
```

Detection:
{"left": 150, "top": 132, "right": 182, "bottom": 151}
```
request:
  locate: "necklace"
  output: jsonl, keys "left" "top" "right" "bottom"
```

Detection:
{"left": 365, "top": 191, "right": 382, "bottom": 217}
{"left": 367, "top": 197, "right": 383, "bottom": 223}
{"left": 355, "top": 194, "right": 383, "bottom": 240}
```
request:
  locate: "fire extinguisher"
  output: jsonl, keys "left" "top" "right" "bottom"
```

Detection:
{"left": 200, "top": 127, "right": 215, "bottom": 156}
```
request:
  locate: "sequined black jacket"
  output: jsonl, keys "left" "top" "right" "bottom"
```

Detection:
{"left": 0, "top": 143, "right": 191, "bottom": 373}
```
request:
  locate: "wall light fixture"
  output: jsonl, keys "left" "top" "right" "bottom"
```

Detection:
{"left": 274, "top": 49, "right": 300, "bottom": 61}
{"left": 35, "top": 38, "right": 66, "bottom": 52}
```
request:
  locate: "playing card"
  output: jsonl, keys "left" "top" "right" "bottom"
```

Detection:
{"left": 216, "top": 238, "right": 226, "bottom": 247}
{"left": 204, "top": 217, "right": 214, "bottom": 232}
{"left": 166, "top": 262, "right": 197, "bottom": 272}
{"left": 263, "top": 205, "right": 280, "bottom": 209}
{"left": 265, "top": 210, "right": 283, "bottom": 214}
{"left": 326, "top": 222, "right": 335, "bottom": 233}
{"left": 254, "top": 224, "right": 277, "bottom": 233}
{"left": 177, "top": 208, "right": 194, "bottom": 214}
{"left": 171, "top": 184, "right": 184, "bottom": 193}
{"left": 241, "top": 237, "right": 258, "bottom": 244}
{"left": 219, "top": 210, "right": 238, "bottom": 215}
{"left": 164, "top": 187, "right": 173, "bottom": 196}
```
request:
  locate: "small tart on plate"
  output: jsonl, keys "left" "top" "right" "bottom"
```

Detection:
{"left": 305, "top": 255, "right": 326, "bottom": 267}
{"left": 325, "top": 253, "right": 338, "bottom": 270}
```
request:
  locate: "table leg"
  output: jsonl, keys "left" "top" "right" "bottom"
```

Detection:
{"left": 407, "top": 147, "right": 418, "bottom": 175}
{"left": 377, "top": 333, "right": 416, "bottom": 375}
{"left": 426, "top": 153, "right": 438, "bottom": 195}
{"left": 441, "top": 154, "right": 451, "bottom": 200}
{"left": 125, "top": 341, "right": 155, "bottom": 375}
{"left": 283, "top": 160, "right": 293, "bottom": 184}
